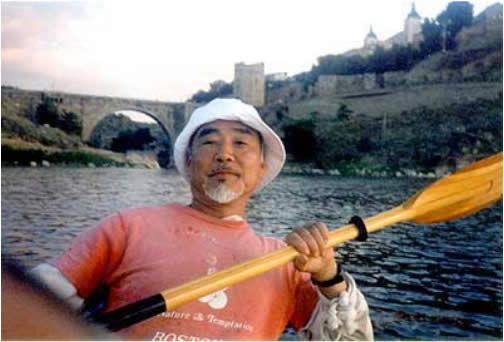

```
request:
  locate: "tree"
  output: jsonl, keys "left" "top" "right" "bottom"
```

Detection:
{"left": 36, "top": 97, "right": 60, "bottom": 128}
{"left": 337, "top": 104, "right": 352, "bottom": 121}
{"left": 60, "top": 110, "right": 83, "bottom": 136}
{"left": 367, "top": 46, "right": 388, "bottom": 73}
{"left": 437, "top": 1, "right": 474, "bottom": 50}
{"left": 283, "top": 118, "right": 317, "bottom": 163}
{"left": 35, "top": 96, "right": 82, "bottom": 136}
{"left": 156, "top": 139, "right": 172, "bottom": 168}
{"left": 294, "top": 69, "right": 320, "bottom": 90}
{"left": 346, "top": 55, "right": 367, "bottom": 74}
{"left": 191, "top": 80, "right": 233, "bottom": 103}
{"left": 110, "top": 128, "right": 154, "bottom": 152}
{"left": 421, "top": 18, "right": 443, "bottom": 55}
{"left": 392, "top": 45, "right": 415, "bottom": 71}
{"left": 209, "top": 80, "right": 232, "bottom": 94}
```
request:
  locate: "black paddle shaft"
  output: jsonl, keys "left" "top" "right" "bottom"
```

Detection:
{"left": 92, "top": 293, "right": 166, "bottom": 331}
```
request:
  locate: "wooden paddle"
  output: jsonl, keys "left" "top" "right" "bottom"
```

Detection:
{"left": 95, "top": 152, "right": 503, "bottom": 331}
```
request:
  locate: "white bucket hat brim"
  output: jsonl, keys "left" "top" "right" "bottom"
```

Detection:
{"left": 174, "top": 98, "right": 286, "bottom": 193}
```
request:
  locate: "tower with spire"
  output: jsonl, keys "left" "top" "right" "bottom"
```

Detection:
{"left": 354, "top": 3, "right": 423, "bottom": 56}
{"left": 364, "top": 26, "right": 379, "bottom": 49}
{"left": 404, "top": 3, "right": 422, "bottom": 44}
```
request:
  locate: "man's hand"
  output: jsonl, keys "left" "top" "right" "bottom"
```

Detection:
{"left": 286, "top": 222, "right": 347, "bottom": 296}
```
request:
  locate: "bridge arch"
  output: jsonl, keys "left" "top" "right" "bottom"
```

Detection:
{"left": 88, "top": 107, "right": 175, "bottom": 167}
{"left": 79, "top": 99, "right": 185, "bottom": 146}
{"left": 103, "top": 107, "right": 174, "bottom": 144}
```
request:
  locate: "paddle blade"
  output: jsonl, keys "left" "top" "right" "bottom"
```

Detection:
{"left": 404, "top": 152, "right": 503, "bottom": 224}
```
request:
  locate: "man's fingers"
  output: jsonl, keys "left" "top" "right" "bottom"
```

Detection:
{"left": 294, "top": 254, "right": 309, "bottom": 270}
{"left": 311, "top": 223, "right": 328, "bottom": 252}
{"left": 286, "top": 230, "right": 310, "bottom": 255}
{"left": 295, "top": 228, "right": 320, "bottom": 257}
{"left": 286, "top": 222, "right": 338, "bottom": 276}
{"left": 287, "top": 222, "right": 331, "bottom": 258}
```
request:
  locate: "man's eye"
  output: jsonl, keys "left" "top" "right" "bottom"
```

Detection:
{"left": 202, "top": 140, "right": 215, "bottom": 145}
{"left": 235, "top": 141, "right": 247, "bottom": 145}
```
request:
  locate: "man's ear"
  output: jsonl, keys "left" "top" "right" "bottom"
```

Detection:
{"left": 185, "top": 156, "right": 192, "bottom": 178}
{"left": 259, "top": 159, "right": 267, "bottom": 180}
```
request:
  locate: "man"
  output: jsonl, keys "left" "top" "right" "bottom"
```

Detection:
{"left": 31, "top": 98, "right": 373, "bottom": 340}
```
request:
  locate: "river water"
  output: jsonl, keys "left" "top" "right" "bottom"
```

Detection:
{"left": 2, "top": 167, "right": 502, "bottom": 340}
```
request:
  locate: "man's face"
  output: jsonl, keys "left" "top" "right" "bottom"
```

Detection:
{"left": 187, "top": 120, "right": 266, "bottom": 204}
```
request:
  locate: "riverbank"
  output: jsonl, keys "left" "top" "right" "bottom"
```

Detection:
{"left": 1, "top": 138, "right": 159, "bottom": 169}
{"left": 2, "top": 138, "right": 489, "bottom": 179}
{"left": 0, "top": 138, "right": 448, "bottom": 178}
{"left": 281, "top": 161, "right": 449, "bottom": 179}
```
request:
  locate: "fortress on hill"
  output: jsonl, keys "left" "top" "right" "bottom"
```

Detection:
{"left": 346, "top": 3, "right": 423, "bottom": 56}
{"left": 233, "top": 4, "right": 424, "bottom": 107}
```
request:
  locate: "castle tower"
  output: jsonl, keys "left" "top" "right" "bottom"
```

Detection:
{"left": 364, "top": 26, "right": 379, "bottom": 49}
{"left": 233, "top": 62, "right": 265, "bottom": 107}
{"left": 404, "top": 3, "right": 422, "bottom": 44}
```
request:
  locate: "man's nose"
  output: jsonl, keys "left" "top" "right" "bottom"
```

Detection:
{"left": 215, "top": 142, "right": 234, "bottom": 162}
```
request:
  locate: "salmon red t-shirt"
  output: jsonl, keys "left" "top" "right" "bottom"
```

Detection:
{"left": 52, "top": 203, "right": 319, "bottom": 340}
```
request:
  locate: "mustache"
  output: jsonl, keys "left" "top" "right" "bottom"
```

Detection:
{"left": 208, "top": 166, "right": 240, "bottom": 176}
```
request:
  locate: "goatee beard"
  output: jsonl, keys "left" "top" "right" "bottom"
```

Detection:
{"left": 203, "top": 182, "right": 244, "bottom": 204}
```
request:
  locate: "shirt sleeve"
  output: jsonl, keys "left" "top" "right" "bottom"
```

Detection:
{"left": 50, "top": 212, "right": 128, "bottom": 299}
{"left": 29, "top": 263, "right": 85, "bottom": 310}
{"left": 298, "top": 272, "right": 374, "bottom": 341}
{"left": 288, "top": 268, "right": 320, "bottom": 331}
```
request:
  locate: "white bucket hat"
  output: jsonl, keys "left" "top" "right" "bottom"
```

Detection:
{"left": 174, "top": 98, "right": 286, "bottom": 193}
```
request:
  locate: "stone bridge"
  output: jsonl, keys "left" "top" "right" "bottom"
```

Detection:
{"left": 1, "top": 87, "right": 187, "bottom": 145}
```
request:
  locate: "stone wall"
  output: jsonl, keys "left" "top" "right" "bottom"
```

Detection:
{"left": 266, "top": 81, "right": 306, "bottom": 104}
{"left": 312, "top": 55, "right": 502, "bottom": 98}
{"left": 287, "top": 82, "right": 501, "bottom": 122}
{"left": 184, "top": 101, "right": 204, "bottom": 120}
{"left": 233, "top": 62, "right": 265, "bottom": 107}
{"left": 314, "top": 73, "right": 378, "bottom": 97}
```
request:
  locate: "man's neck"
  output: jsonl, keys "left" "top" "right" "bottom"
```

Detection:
{"left": 190, "top": 197, "right": 247, "bottom": 220}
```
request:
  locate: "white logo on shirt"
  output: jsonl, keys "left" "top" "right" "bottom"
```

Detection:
{"left": 198, "top": 289, "right": 228, "bottom": 309}
{"left": 198, "top": 254, "right": 228, "bottom": 310}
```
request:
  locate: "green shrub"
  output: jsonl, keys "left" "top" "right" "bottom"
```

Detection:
{"left": 35, "top": 96, "right": 83, "bottom": 137}
{"left": 282, "top": 118, "right": 317, "bottom": 163}
{"left": 1, "top": 144, "right": 125, "bottom": 167}
{"left": 60, "top": 110, "right": 83, "bottom": 136}
{"left": 110, "top": 128, "right": 154, "bottom": 152}
{"left": 191, "top": 80, "right": 233, "bottom": 103}
{"left": 381, "top": 97, "right": 502, "bottom": 169}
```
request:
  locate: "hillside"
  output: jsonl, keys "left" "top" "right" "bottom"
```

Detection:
{"left": 259, "top": 4, "right": 503, "bottom": 175}
{"left": 277, "top": 95, "right": 502, "bottom": 177}
{"left": 264, "top": 3, "right": 502, "bottom": 123}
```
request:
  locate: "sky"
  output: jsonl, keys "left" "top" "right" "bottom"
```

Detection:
{"left": 2, "top": 0, "right": 502, "bottom": 103}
